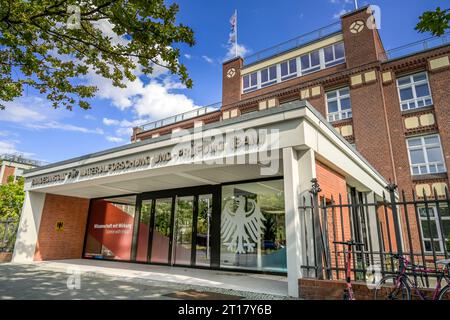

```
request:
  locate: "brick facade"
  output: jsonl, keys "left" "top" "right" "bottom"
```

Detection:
{"left": 128, "top": 7, "right": 450, "bottom": 295}
{"left": 1, "top": 165, "right": 15, "bottom": 184}
{"left": 34, "top": 194, "right": 90, "bottom": 261}
{"left": 298, "top": 278, "right": 443, "bottom": 300}
{"left": 134, "top": 6, "right": 450, "bottom": 198}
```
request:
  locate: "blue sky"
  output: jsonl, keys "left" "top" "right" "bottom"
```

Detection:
{"left": 0, "top": 0, "right": 447, "bottom": 163}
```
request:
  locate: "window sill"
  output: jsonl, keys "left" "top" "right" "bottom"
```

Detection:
{"left": 400, "top": 104, "right": 434, "bottom": 115}
{"left": 329, "top": 117, "right": 353, "bottom": 125}
{"left": 411, "top": 172, "right": 448, "bottom": 182}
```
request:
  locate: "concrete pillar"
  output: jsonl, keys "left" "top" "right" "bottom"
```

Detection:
{"left": 12, "top": 191, "right": 46, "bottom": 262}
{"left": 298, "top": 149, "right": 317, "bottom": 279}
{"left": 366, "top": 192, "right": 381, "bottom": 255}
{"left": 283, "top": 147, "right": 317, "bottom": 297}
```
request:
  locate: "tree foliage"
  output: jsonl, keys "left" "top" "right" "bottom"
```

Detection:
{"left": 0, "top": 0, "right": 195, "bottom": 110}
{"left": 0, "top": 175, "right": 25, "bottom": 220}
{"left": 416, "top": 7, "right": 450, "bottom": 36}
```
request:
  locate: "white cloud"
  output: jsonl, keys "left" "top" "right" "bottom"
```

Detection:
{"left": 116, "top": 127, "right": 133, "bottom": 137}
{"left": 184, "top": 54, "right": 192, "bottom": 59}
{"left": 0, "top": 140, "right": 34, "bottom": 157}
{"left": 0, "top": 101, "right": 47, "bottom": 123}
{"left": 84, "top": 114, "right": 96, "bottom": 120}
{"left": 0, "top": 97, "right": 105, "bottom": 135}
{"left": 27, "top": 121, "right": 104, "bottom": 134}
{"left": 92, "top": 19, "right": 130, "bottom": 47}
{"left": 106, "top": 136, "right": 125, "bottom": 143}
{"left": 202, "top": 55, "right": 214, "bottom": 64}
{"left": 333, "top": 9, "right": 349, "bottom": 19}
{"left": 103, "top": 118, "right": 120, "bottom": 126}
{"left": 224, "top": 43, "right": 250, "bottom": 61}
{"left": 134, "top": 80, "right": 198, "bottom": 119}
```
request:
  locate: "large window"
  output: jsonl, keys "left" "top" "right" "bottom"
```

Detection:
{"left": 326, "top": 87, "right": 352, "bottom": 122}
{"left": 418, "top": 205, "right": 449, "bottom": 253}
{"left": 407, "top": 134, "right": 446, "bottom": 175}
{"left": 84, "top": 195, "right": 136, "bottom": 260}
{"left": 241, "top": 42, "right": 345, "bottom": 93}
{"left": 300, "top": 50, "right": 321, "bottom": 75}
{"left": 260, "top": 65, "right": 277, "bottom": 87}
{"left": 397, "top": 72, "right": 433, "bottom": 111}
{"left": 220, "top": 179, "right": 286, "bottom": 272}
{"left": 243, "top": 72, "right": 258, "bottom": 93}
{"left": 324, "top": 42, "right": 345, "bottom": 67}
{"left": 280, "top": 58, "right": 297, "bottom": 81}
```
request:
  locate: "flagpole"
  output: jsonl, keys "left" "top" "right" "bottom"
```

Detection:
{"left": 235, "top": 9, "right": 238, "bottom": 57}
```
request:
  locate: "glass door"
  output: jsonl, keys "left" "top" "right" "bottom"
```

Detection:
{"left": 150, "top": 197, "right": 173, "bottom": 264}
{"left": 135, "top": 186, "right": 218, "bottom": 268}
{"left": 172, "top": 196, "right": 194, "bottom": 265}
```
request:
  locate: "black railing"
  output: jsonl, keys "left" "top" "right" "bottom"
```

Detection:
{"left": 0, "top": 219, "right": 19, "bottom": 252}
{"left": 299, "top": 180, "right": 450, "bottom": 288}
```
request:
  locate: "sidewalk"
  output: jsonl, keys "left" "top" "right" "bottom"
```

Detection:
{"left": 0, "top": 259, "right": 291, "bottom": 300}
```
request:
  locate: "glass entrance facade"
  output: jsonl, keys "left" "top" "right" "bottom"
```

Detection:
{"left": 83, "top": 178, "right": 286, "bottom": 273}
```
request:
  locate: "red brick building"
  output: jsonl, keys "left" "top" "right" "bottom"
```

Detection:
{"left": 131, "top": 6, "right": 450, "bottom": 255}
{"left": 0, "top": 154, "right": 43, "bottom": 185}
{"left": 12, "top": 6, "right": 450, "bottom": 298}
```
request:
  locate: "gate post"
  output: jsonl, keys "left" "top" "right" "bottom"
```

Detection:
{"left": 386, "top": 182, "right": 404, "bottom": 264}
{"left": 310, "top": 178, "right": 324, "bottom": 280}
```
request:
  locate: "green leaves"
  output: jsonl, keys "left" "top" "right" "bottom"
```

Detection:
{"left": 0, "top": 176, "right": 25, "bottom": 220}
{"left": 416, "top": 7, "right": 450, "bottom": 36}
{"left": 0, "top": 0, "right": 195, "bottom": 111}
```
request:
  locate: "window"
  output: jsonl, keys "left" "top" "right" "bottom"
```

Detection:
{"left": 220, "top": 179, "right": 286, "bottom": 272}
{"left": 241, "top": 42, "right": 346, "bottom": 93}
{"left": 280, "top": 58, "right": 297, "bottom": 81}
{"left": 418, "top": 205, "right": 449, "bottom": 253}
{"left": 397, "top": 72, "right": 433, "bottom": 111}
{"left": 407, "top": 135, "right": 446, "bottom": 175}
{"left": 324, "top": 42, "right": 345, "bottom": 67}
{"left": 84, "top": 195, "right": 136, "bottom": 261}
{"left": 300, "top": 50, "right": 321, "bottom": 74}
{"left": 260, "top": 65, "right": 277, "bottom": 87}
{"left": 326, "top": 87, "right": 352, "bottom": 122}
{"left": 243, "top": 72, "right": 258, "bottom": 93}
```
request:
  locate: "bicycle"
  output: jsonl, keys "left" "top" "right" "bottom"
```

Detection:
{"left": 374, "top": 254, "right": 450, "bottom": 300}
{"left": 333, "top": 239, "right": 365, "bottom": 300}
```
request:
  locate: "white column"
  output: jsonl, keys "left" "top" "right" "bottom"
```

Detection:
{"left": 298, "top": 149, "right": 317, "bottom": 278}
{"left": 283, "top": 147, "right": 316, "bottom": 297}
{"left": 366, "top": 192, "right": 381, "bottom": 255}
{"left": 0, "top": 164, "right": 5, "bottom": 184}
{"left": 12, "top": 191, "right": 46, "bottom": 263}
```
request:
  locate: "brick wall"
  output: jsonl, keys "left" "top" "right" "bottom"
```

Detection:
{"left": 222, "top": 57, "right": 243, "bottom": 106}
{"left": 429, "top": 65, "right": 450, "bottom": 181}
{"left": 1, "top": 165, "right": 15, "bottom": 184}
{"left": 34, "top": 194, "right": 90, "bottom": 261}
{"left": 341, "top": 8, "right": 381, "bottom": 68}
{"left": 299, "top": 278, "right": 441, "bottom": 300}
{"left": 316, "top": 161, "right": 347, "bottom": 200}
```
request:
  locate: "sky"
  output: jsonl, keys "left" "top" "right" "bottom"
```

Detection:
{"left": 0, "top": 0, "right": 448, "bottom": 164}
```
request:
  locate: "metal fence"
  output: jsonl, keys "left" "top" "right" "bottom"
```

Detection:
{"left": 379, "top": 32, "right": 450, "bottom": 61}
{"left": 299, "top": 179, "right": 449, "bottom": 288}
{"left": 243, "top": 22, "right": 341, "bottom": 66}
{"left": 0, "top": 219, "right": 18, "bottom": 252}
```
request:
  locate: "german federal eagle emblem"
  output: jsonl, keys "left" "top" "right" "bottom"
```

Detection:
{"left": 221, "top": 196, "right": 266, "bottom": 253}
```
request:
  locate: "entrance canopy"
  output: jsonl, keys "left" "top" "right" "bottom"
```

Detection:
{"left": 22, "top": 100, "right": 387, "bottom": 199}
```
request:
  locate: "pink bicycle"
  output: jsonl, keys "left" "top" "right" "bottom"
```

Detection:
{"left": 374, "top": 254, "right": 450, "bottom": 300}
{"left": 333, "top": 240, "right": 365, "bottom": 300}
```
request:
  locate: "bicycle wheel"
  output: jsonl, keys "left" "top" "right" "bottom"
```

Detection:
{"left": 437, "top": 285, "right": 450, "bottom": 300}
{"left": 374, "top": 275, "right": 411, "bottom": 300}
